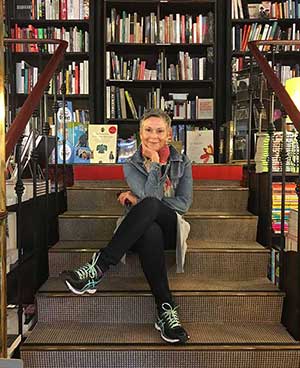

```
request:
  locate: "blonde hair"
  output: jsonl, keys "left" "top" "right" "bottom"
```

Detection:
{"left": 139, "top": 109, "right": 172, "bottom": 130}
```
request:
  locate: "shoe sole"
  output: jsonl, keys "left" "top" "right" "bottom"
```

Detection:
{"left": 65, "top": 280, "right": 97, "bottom": 295}
{"left": 154, "top": 322, "right": 183, "bottom": 344}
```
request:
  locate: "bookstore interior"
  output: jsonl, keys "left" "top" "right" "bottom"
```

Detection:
{"left": 2, "top": 0, "right": 300, "bottom": 364}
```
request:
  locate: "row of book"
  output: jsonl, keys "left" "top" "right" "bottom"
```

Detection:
{"left": 15, "top": 0, "right": 89, "bottom": 20}
{"left": 106, "top": 51, "right": 209, "bottom": 81}
{"left": 255, "top": 132, "right": 300, "bottom": 174}
{"left": 106, "top": 9, "right": 213, "bottom": 44}
{"left": 275, "top": 64, "right": 300, "bottom": 86}
{"left": 272, "top": 183, "right": 298, "bottom": 234}
{"left": 106, "top": 86, "right": 214, "bottom": 120}
{"left": 11, "top": 25, "right": 89, "bottom": 53}
{"left": 16, "top": 60, "right": 89, "bottom": 95}
{"left": 51, "top": 117, "right": 214, "bottom": 164}
{"left": 232, "top": 22, "right": 300, "bottom": 52}
{"left": 232, "top": 0, "right": 300, "bottom": 20}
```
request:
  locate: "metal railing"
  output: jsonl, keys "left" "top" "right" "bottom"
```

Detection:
{"left": 0, "top": 27, "right": 67, "bottom": 357}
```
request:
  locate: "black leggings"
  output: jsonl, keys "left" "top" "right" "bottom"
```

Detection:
{"left": 96, "top": 197, "right": 177, "bottom": 306}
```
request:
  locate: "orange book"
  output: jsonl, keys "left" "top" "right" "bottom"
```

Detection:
{"left": 242, "top": 25, "right": 251, "bottom": 51}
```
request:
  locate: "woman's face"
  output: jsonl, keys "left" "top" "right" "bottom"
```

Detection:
{"left": 140, "top": 117, "right": 170, "bottom": 152}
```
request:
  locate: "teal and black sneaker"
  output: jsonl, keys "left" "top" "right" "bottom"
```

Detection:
{"left": 155, "top": 302, "right": 190, "bottom": 344}
{"left": 60, "top": 253, "right": 104, "bottom": 295}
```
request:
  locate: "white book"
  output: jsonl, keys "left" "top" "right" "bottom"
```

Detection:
{"left": 176, "top": 13, "right": 180, "bottom": 43}
{"left": 237, "top": 0, "right": 244, "bottom": 18}
{"left": 84, "top": 60, "right": 89, "bottom": 94}
{"left": 89, "top": 124, "right": 118, "bottom": 163}
{"left": 106, "top": 86, "right": 111, "bottom": 118}
{"left": 106, "top": 51, "right": 110, "bottom": 80}
{"left": 199, "top": 14, "right": 203, "bottom": 43}
{"left": 186, "top": 130, "right": 214, "bottom": 163}
{"left": 80, "top": 62, "right": 84, "bottom": 94}
{"left": 16, "top": 62, "right": 24, "bottom": 94}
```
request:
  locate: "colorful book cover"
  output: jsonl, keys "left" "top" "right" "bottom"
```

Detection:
{"left": 186, "top": 129, "right": 214, "bottom": 163}
{"left": 89, "top": 124, "right": 118, "bottom": 163}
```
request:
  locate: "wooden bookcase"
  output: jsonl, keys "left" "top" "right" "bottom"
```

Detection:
{"left": 96, "top": 0, "right": 227, "bottom": 160}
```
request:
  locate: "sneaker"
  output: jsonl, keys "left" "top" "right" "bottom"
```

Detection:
{"left": 60, "top": 253, "right": 103, "bottom": 295}
{"left": 155, "top": 302, "right": 190, "bottom": 344}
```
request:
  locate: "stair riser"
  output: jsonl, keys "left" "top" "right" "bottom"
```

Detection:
{"left": 67, "top": 189, "right": 249, "bottom": 212}
{"left": 59, "top": 217, "right": 258, "bottom": 242}
{"left": 21, "top": 350, "right": 300, "bottom": 368}
{"left": 48, "top": 251, "right": 269, "bottom": 280}
{"left": 37, "top": 294, "right": 283, "bottom": 323}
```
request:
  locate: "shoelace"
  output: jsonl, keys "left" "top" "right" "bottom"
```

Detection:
{"left": 160, "top": 303, "right": 182, "bottom": 329}
{"left": 74, "top": 253, "right": 99, "bottom": 280}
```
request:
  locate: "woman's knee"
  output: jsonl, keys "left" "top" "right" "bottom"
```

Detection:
{"left": 138, "top": 197, "right": 161, "bottom": 213}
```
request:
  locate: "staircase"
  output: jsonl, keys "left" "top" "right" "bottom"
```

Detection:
{"left": 21, "top": 177, "right": 300, "bottom": 367}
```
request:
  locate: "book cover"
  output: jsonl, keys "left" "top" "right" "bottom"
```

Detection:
{"left": 89, "top": 124, "right": 118, "bottom": 163}
{"left": 15, "top": 0, "right": 32, "bottom": 19}
{"left": 198, "top": 98, "right": 214, "bottom": 119}
{"left": 186, "top": 129, "right": 214, "bottom": 163}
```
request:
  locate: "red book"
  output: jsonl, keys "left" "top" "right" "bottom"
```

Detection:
{"left": 60, "top": 0, "right": 67, "bottom": 20}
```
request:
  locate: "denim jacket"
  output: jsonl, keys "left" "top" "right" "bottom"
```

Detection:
{"left": 122, "top": 145, "right": 193, "bottom": 272}
{"left": 123, "top": 145, "right": 193, "bottom": 215}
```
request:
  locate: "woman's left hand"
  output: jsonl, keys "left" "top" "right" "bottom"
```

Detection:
{"left": 117, "top": 190, "right": 138, "bottom": 207}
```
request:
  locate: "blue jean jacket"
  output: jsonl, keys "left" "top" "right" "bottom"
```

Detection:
{"left": 123, "top": 145, "right": 193, "bottom": 215}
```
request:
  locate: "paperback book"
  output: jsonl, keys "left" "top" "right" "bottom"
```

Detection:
{"left": 186, "top": 129, "right": 214, "bottom": 163}
{"left": 89, "top": 124, "right": 118, "bottom": 163}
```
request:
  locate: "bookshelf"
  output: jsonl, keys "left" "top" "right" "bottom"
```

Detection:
{"left": 5, "top": 0, "right": 95, "bottom": 123}
{"left": 96, "top": 0, "right": 227, "bottom": 160}
{"left": 229, "top": 0, "right": 300, "bottom": 161}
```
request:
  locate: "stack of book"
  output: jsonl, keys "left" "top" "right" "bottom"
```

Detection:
{"left": 255, "top": 133, "right": 269, "bottom": 173}
{"left": 272, "top": 183, "right": 298, "bottom": 234}
{"left": 285, "top": 208, "right": 299, "bottom": 251}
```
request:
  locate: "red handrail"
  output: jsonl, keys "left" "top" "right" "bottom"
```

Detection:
{"left": 4, "top": 38, "right": 68, "bottom": 160}
{"left": 248, "top": 40, "right": 300, "bottom": 132}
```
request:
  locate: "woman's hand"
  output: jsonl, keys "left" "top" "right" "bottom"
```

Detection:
{"left": 142, "top": 144, "right": 160, "bottom": 163}
{"left": 118, "top": 190, "right": 138, "bottom": 207}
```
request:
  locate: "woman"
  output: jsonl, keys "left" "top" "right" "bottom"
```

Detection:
{"left": 61, "top": 108, "right": 193, "bottom": 344}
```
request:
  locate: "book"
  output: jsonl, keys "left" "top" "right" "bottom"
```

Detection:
{"left": 186, "top": 129, "right": 214, "bottom": 163}
{"left": 15, "top": 0, "right": 32, "bottom": 19}
{"left": 198, "top": 98, "right": 214, "bottom": 119}
{"left": 89, "top": 124, "right": 118, "bottom": 163}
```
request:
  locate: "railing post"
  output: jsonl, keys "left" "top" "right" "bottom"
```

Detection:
{"left": 61, "top": 69, "right": 67, "bottom": 192}
{"left": 0, "top": 0, "right": 7, "bottom": 358}
{"left": 247, "top": 56, "right": 254, "bottom": 176}
{"left": 296, "top": 133, "right": 300, "bottom": 253}
{"left": 52, "top": 74, "right": 59, "bottom": 213}
{"left": 280, "top": 112, "right": 288, "bottom": 251}
{"left": 267, "top": 85, "right": 275, "bottom": 250}
{"left": 14, "top": 136, "right": 25, "bottom": 337}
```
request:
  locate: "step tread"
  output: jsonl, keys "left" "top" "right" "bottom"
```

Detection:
{"left": 68, "top": 186, "right": 249, "bottom": 192}
{"left": 23, "top": 321, "right": 298, "bottom": 346}
{"left": 49, "top": 240, "right": 268, "bottom": 252}
{"left": 59, "top": 210, "right": 257, "bottom": 219}
{"left": 39, "top": 277, "right": 280, "bottom": 294}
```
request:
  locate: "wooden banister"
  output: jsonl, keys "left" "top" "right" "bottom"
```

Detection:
{"left": 248, "top": 40, "right": 300, "bottom": 132}
{"left": 4, "top": 38, "right": 68, "bottom": 161}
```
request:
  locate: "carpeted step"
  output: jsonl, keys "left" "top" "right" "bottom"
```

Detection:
{"left": 21, "top": 322, "right": 300, "bottom": 368}
{"left": 58, "top": 212, "right": 258, "bottom": 242}
{"left": 36, "top": 278, "right": 283, "bottom": 324}
{"left": 67, "top": 186, "right": 249, "bottom": 212}
{"left": 48, "top": 240, "right": 269, "bottom": 280}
